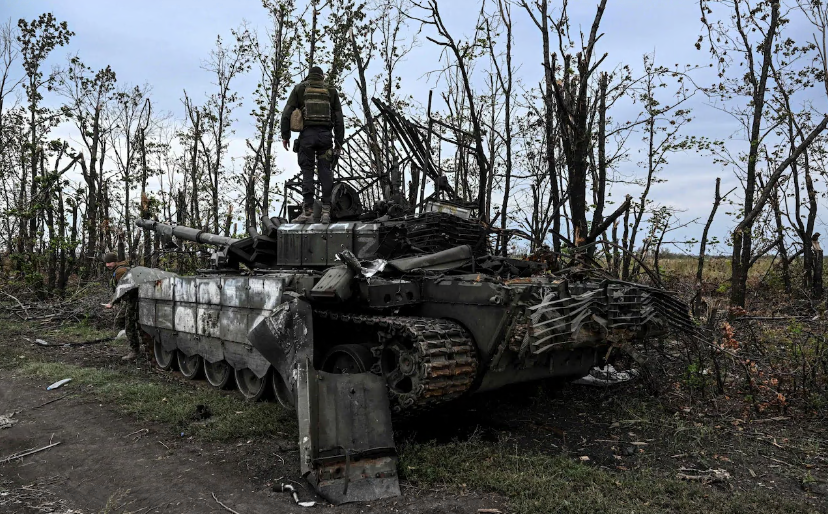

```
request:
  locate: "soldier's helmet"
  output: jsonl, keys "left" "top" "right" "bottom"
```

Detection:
{"left": 102, "top": 252, "right": 118, "bottom": 264}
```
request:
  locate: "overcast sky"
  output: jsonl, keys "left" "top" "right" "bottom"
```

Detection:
{"left": 2, "top": 0, "right": 825, "bottom": 254}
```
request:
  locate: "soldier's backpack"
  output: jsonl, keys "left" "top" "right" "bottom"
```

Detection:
{"left": 302, "top": 81, "right": 332, "bottom": 125}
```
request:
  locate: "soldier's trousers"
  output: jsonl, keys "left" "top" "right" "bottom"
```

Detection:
{"left": 298, "top": 126, "right": 334, "bottom": 207}
{"left": 123, "top": 290, "right": 141, "bottom": 352}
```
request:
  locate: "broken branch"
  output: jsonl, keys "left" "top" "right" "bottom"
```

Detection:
{"left": 211, "top": 492, "right": 242, "bottom": 514}
{"left": 0, "top": 442, "right": 62, "bottom": 464}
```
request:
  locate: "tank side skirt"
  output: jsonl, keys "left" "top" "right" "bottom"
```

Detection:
{"left": 138, "top": 275, "right": 286, "bottom": 379}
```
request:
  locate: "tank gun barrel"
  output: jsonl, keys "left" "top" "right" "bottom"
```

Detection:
{"left": 135, "top": 219, "right": 239, "bottom": 247}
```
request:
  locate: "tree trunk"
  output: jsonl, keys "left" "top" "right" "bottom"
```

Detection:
{"left": 350, "top": 28, "right": 385, "bottom": 194}
{"left": 729, "top": 2, "right": 779, "bottom": 307}
{"left": 588, "top": 73, "right": 608, "bottom": 256}
{"left": 813, "top": 236, "right": 824, "bottom": 301}
{"left": 693, "top": 178, "right": 722, "bottom": 316}
{"left": 190, "top": 109, "right": 201, "bottom": 227}
{"left": 57, "top": 187, "right": 68, "bottom": 291}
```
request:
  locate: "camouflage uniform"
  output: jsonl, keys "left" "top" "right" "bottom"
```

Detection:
{"left": 110, "top": 262, "right": 142, "bottom": 354}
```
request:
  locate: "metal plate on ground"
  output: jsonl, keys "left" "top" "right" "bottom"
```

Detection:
{"left": 303, "top": 369, "right": 401, "bottom": 504}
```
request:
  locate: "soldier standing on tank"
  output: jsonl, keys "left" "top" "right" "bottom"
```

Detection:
{"left": 101, "top": 252, "right": 144, "bottom": 361}
{"left": 280, "top": 66, "right": 345, "bottom": 224}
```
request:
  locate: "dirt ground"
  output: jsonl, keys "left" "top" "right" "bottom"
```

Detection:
{"left": 0, "top": 325, "right": 506, "bottom": 514}
{"left": 0, "top": 374, "right": 509, "bottom": 514}
{"left": 1, "top": 320, "right": 826, "bottom": 513}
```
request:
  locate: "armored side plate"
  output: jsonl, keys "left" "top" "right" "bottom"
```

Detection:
{"left": 296, "top": 360, "right": 400, "bottom": 504}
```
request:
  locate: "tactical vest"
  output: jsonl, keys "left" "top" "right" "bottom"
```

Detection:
{"left": 302, "top": 81, "right": 332, "bottom": 125}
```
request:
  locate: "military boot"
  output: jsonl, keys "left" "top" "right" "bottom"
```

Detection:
{"left": 121, "top": 349, "right": 138, "bottom": 361}
{"left": 320, "top": 204, "right": 331, "bottom": 224}
{"left": 292, "top": 205, "right": 314, "bottom": 224}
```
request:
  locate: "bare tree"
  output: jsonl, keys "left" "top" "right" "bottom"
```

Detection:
{"left": 485, "top": 0, "right": 514, "bottom": 255}
{"left": 620, "top": 54, "right": 696, "bottom": 278}
{"left": 58, "top": 56, "right": 117, "bottom": 259}
{"left": 244, "top": 0, "right": 299, "bottom": 226}
{"left": 412, "top": 0, "right": 491, "bottom": 218}
{"left": 0, "top": 20, "right": 22, "bottom": 252}
{"left": 547, "top": 0, "right": 608, "bottom": 246}
{"left": 182, "top": 90, "right": 208, "bottom": 228}
{"left": 520, "top": 0, "right": 563, "bottom": 260}
{"left": 0, "top": 20, "right": 21, "bottom": 136}
{"left": 108, "top": 84, "right": 152, "bottom": 259}
{"left": 201, "top": 29, "right": 252, "bottom": 232}
{"left": 700, "top": 0, "right": 828, "bottom": 306}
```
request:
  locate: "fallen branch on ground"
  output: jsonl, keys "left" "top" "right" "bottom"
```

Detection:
{"left": 676, "top": 467, "right": 731, "bottom": 484}
{"left": 0, "top": 442, "right": 62, "bottom": 464}
{"left": 211, "top": 492, "right": 241, "bottom": 514}
{"left": 33, "top": 394, "right": 68, "bottom": 409}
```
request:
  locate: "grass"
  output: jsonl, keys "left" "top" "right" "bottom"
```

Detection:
{"left": 399, "top": 437, "right": 820, "bottom": 514}
{"left": 0, "top": 316, "right": 117, "bottom": 343}
{"left": 659, "top": 254, "right": 828, "bottom": 287}
{"left": 659, "top": 255, "right": 777, "bottom": 283}
{"left": 42, "top": 321, "right": 118, "bottom": 342}
{"left": 0, "top": 347, "right": 297, "bottom": 442}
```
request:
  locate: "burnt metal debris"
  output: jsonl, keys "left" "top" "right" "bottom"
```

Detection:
{"left": 132, "top": 98, "right": 701, "bottom": 504}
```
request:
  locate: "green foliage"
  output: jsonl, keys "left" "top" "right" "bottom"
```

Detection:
{"left": 683, "top": 361, "right": 712, "bottom": 391}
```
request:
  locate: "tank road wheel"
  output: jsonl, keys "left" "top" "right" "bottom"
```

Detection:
{"left": 177, "top": 351, "right": 203, "bottom": 380}
{"left": 271, "top": 368, "right": 294, "bottom": 409}
{"left": 381, "top": 341, "right": 418, "bottom": 397}
{"left": 235, "top": 368, "right": 270, "bottom": 401}
{"left": 320, "top": 344, "right": 375, "bottom": 374}
{"left": 378, "top": 319, "right": 478, "bottom": 414}
{"left": 204, "top": 360, "right": 234, "bottom": 389}
{"left": 153, "top": 341, "right": 177, "bottom": 371}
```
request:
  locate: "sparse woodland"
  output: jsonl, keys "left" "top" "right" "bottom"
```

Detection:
{"left": 1, "top": 1, "right": 827, "bottom": 414}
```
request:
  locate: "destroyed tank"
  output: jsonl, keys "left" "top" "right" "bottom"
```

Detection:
{"left": 131, "top": 201, "right": 697, "bottom": 504}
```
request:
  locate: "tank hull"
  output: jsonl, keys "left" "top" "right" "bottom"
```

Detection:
{"left": 137, "top": 271, "right": 671, "bottom": 406}
{"left": 132, "top": 215, "right": 697, "bottom": 505}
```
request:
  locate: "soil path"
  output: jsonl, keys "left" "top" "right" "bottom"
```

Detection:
{"left": 0, "top": 375, "right": 495, "bottom": 514}
{"left": 0, "top": 375, "right": 303, "bottom": 513}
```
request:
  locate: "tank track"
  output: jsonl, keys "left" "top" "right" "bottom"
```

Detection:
{"left": 315, "top": 311, "right": 478, "bottom": 414}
